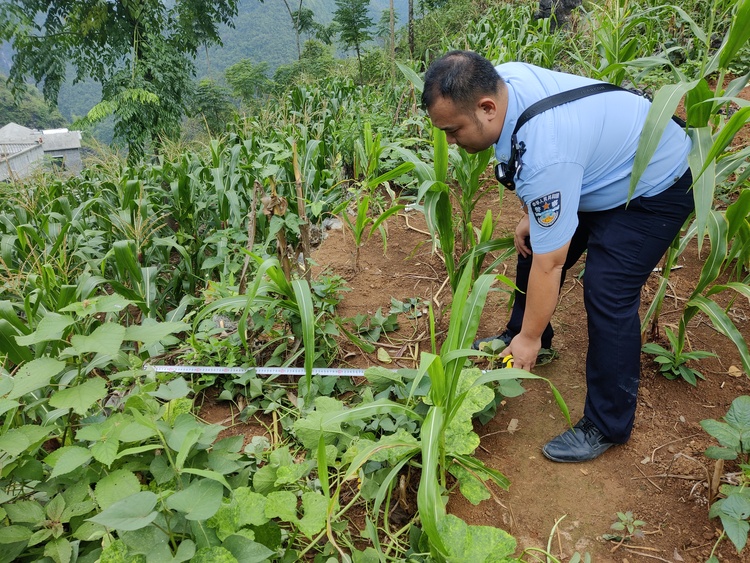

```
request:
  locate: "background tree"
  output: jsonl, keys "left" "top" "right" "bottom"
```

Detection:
{"left": 0, "top": 0, "right": 239, "bottom": 161}
{"left": 225, "top": 59, "right": 272, "bottom": 105}
{"left": 333, "top": 0, "right": 374, "bottom": 83}
{"left": 189, "top": 78, "right": 236, "bottom": 136}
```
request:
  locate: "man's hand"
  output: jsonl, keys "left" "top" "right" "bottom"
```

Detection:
{"left": 514, "top": 214, "right": 531, "bottom": 257}
{"left": 503, "top": 333, "right": 541, "bottom": 371}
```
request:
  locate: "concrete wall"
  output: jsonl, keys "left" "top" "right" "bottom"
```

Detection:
{"left": 0, "top": 143, "right": 44, "bottom": 182}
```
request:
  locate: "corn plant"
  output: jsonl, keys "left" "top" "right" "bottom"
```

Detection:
{"left": 632, "top": 0, "right": 750, "bottom": 377}
{"left": 291, "top": 260, "right": 569, "bottom": 560}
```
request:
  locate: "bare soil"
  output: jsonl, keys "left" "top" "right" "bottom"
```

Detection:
{"left": 201, "top": 88, "right": 750, "bottom": 562}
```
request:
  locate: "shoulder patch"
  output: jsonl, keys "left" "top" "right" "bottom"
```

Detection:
{"left": 530, "top": 192, "right": 561, "bottom": 228}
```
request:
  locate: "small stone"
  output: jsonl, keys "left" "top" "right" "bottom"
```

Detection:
{"left": 680, "top": 415, "right": 686, "bottom": 423}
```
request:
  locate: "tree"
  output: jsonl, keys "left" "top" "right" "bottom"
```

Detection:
{"left": 190, "top": 78, "right": 236, "bottom": 136}
{"left": 333, "top": 0, "right": 374, "bottom": 83}
{"left": 0, "top": 0, "right": 239, "bottom": 161}
{"left": 225, "top": 59, "right": 272, "bottom": 104}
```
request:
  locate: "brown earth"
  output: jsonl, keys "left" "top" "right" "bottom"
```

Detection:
{"left": 201, "top": 88, "right": 750, "bottom": 562}
{"left": 308, "top": 191, "right": 749, "bottom": 563}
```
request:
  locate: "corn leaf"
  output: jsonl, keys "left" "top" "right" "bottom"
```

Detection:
{"left": 688, "top": 295, "right": 750, "bottom": 375}
{"left": 718, "top": 0, "right": 750, "bottom": 70}
{"left": 417, "top": 406, "right": 448, "bottom": 557}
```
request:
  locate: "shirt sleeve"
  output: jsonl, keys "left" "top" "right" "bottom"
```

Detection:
{"left": 517, "top": 161, "right": 584, "bottom": 254}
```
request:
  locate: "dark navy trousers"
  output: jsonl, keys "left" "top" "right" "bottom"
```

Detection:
{"left": 505, "top": 170, "right": 694, "bottom": 442}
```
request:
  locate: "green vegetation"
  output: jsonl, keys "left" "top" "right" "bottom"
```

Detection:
{"left": 0, "top": 0, "right": 749, "bottom": 561}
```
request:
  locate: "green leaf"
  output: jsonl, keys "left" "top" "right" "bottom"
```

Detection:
{"left": 292, "top": 278, "right": 315, "bottom": 393}
{"left": 148, "top": 377, "right": 193, "bottom": 400}
{"left": 448, "top": 463, "right": 491, "bottom": 505}
{"left": 124, "top": 321, "right": 189, "bottom": 348}
{"left": 234, "top": 488, "right": 270, "bottom": 527}
{"left": 0, "top": 425, "right": 52, "bottom": 456}
{"left": 166, "top": 479, "right": 224, "bottom": 521}
{"left": 96, "top": 469, "right": 142, "bottom": 510}
{"left": 88, "top": 491, "right": 158, "bottom": 531}
{"left": 700, "top": 419, "right": 741, "bottom": 450}
{"left": 297, "top": 492, "right": 327, "bottom": 538}
{"left": 718, "top": 0, "right": 750, "bottom": 69}
{"left": 688, "top": 296, "right": 750, "bottom": 375}
{"left": 630, "top": 81, "right": 696, "bottom": 199}
{"left": 7, "top": 357, "right": 65, "bottom": 400}
{"left": 222, "top": 535, "right": 274, "bottom": 563}
{"left": 437, "top": 513, "right": 517, "bottom": 561}
{"left": 5, "top": 501, "right": 45, "bottom": 525}
{"left": 48, "top": 446, "right": 92, "bottom": 479}
{"left": 44, "top": 536, "right": 72, "bottom": 563}
{"left": 265, "top": 491, "right": 297, "bottom": 523}
{"left": 49, "top": 377, "right": 107, "bottom": 415}
{"left": 704, "top": 445, "right": 738, "bottom": 460}
{"left": 14, "top": 313, "right": 75, "bottom": 346}
{"left": 417, "top": 406, "right": 448, "bottom": 556}
{"left": 687, "top": 126, "right": 716, "bottom": 248}
{"left": 0, "top": 525, "right": 32, "bottom": 544}
{"left": 0, "top": 320, "right": 33, "bottom": 365}
{"left": 68, "top": 323, "right": 126, "bottom": 357}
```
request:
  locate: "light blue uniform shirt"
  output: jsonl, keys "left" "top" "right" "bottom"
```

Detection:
{"left": 494, "top": 62, "right": 691, "bottom": 254}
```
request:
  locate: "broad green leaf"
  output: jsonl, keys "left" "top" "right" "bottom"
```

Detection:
{"left": 363, "top": 366, "right": 404, "bottom": 393}
{"left": 717, "top": 494, "right": 750, "bottom": 552}
{"left": 437, "top": 514, "right": 517, "bottom": 561}
{"left": 0, "top": 525, "right": 32, "bottom": 544}
{"left": 192, "top": 546, "right": 238, "bottom": 563}
{"left": 69, "top": 323, "right": 126, "bottom": 357}
{"left": 0, "top": 398, "right": 19, "bottom": 417}
{"left": 88, "top": 491, "right": 158, "bottom": 531}
{"left": 124, "top": 321, "right": 189, "bottom": 348}
{"left": 700, "top": 419, "right": 740, "bottom": 450}
{"left": 265, "top": 491, "right": 298, "bottom": 523}
{"left": 7, "top": 357, "right": 65, "bottom": 400}
{"left": 96, "top": 469, "right": 142, "bottom": 510}
{"left": 449, "top": 463, "right": 491, "bottom": 505}
{"left": 4, "top": 501, "right": 45, "bottom": 525}
{"left": 234, "top": 488, "right": 270, "bottom": 527}
{"left": 0, "top": 425, "right": 52, "bottom": 456}
{"left": 725, "top": 396, "right": 750, "bottom": 432}
{"left": 167, "top": 479, "right": 224, "bottom": 521}
{"left": 48, "top": 446, "right": 93, "bottom": 479}
{"left": 14, "top": 313, "right": 74, "bottom": 346}
{"left": 222, "top": 535, "right": 274, "bottom": 563}
{"left": 148, "top": 377, "right": 192, "bottom": 400}
{"left": 44, "top": 536, "right": 72, "bottom": 563}
{"left": 444, "top": 369, "right": 494, "bottom": 455}
{"left": 181, "top": 468, "right": 232, "bottom": 491}
{"left": 120, "top": 524, "right": 173, "bottom": 561}
{"left": 704, "top": 445, "right": 738, "bottom": 460}
{"left": 49, "top": 377, "right": 107, "bottom": 415}
{"left": 73, "top": 521, "right": 107, "bottom": 542}
{"left": 693, "top": 210, "right": 727, "bottom": 295}
{"left": 297, "top": 492, "right": 327, "bottom": 538}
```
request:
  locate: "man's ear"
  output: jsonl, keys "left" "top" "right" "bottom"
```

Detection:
{"left": 477, "top": 96, "right": 499, "bottom": 118}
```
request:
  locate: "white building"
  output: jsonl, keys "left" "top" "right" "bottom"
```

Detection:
{"left": 0, "top": 122, "right": 83, "bottom": 181}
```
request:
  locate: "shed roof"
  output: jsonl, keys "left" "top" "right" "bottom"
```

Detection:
{"left": 0, "top": 122, "right": 40, "bottom": 144}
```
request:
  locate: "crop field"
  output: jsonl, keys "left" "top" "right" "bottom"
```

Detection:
{"left": 0, "top": 0, "right": 748, "bottom": 562}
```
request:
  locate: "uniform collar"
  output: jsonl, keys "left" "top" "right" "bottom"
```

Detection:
{"left": 494, "top": 78, "right": 519, "bottom": 164}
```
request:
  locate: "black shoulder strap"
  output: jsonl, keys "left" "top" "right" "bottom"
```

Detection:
{"left": 513, "top": 83, "right": 625, "bottom": 136}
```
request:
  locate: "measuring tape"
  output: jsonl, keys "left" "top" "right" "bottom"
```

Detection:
{"left": 146, "top": 365, "right": 367, "bottom": 377}
{"left": 145, "top": 355, "right": 513, "bottom": 377}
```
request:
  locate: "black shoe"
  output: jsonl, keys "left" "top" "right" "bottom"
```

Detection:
{"left": 542, "top": 416, "right": 616, "bottom": 463}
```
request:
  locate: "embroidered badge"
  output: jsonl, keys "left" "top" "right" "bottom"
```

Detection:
{"left": 530, "top": 192, "right": 561, "bottom": 228}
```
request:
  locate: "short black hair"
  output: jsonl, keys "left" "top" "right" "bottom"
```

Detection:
{"left": 421, "top": 50, "right": 504, "bottom": 111}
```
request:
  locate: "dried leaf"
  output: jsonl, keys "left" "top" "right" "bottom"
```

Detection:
{"left": 377, "top": 348, "right": 392, "bottom": 363}
{"left": 506, "top": 418, "right": 519, "bottom": 434}
{"left": 728, "top": 365, "right": 743, "bottom": 378}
